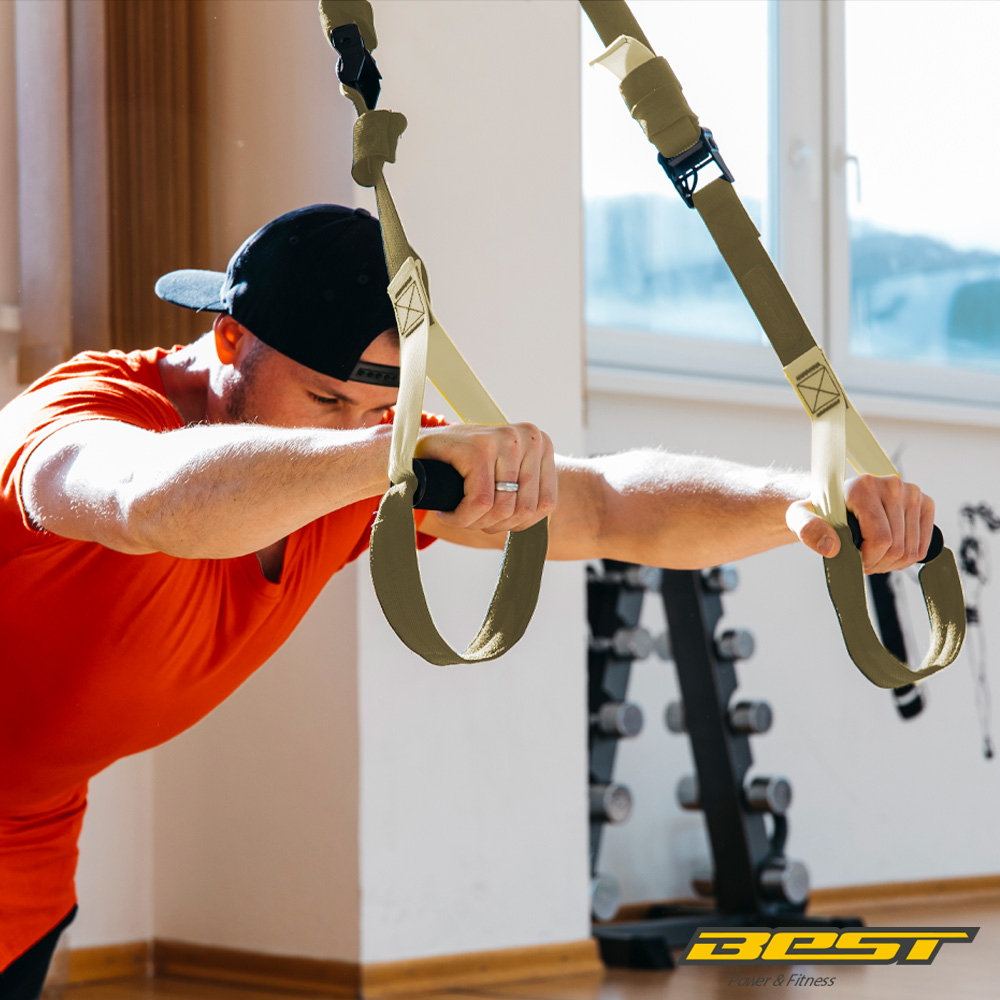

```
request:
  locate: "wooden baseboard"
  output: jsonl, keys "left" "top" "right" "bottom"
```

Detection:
{"left": 360, "top": 939, "right": 602, "bottom": 997}
{"left": 64, "top": 876, "right": 1000, "bottom": 993}
{"left": 808, "top": 873, "right": 1000, "bottom": 909}
{"left": 65, "top": 941, "right": 149, "bottom": 984}
{"left": 152, "top": 937, "right": 602, "bottom": 997}
{"left": 153, "top": 940, "right": 358, "bottom": 996}
{"left": 605, "top": 873, "right": 1000, "bottom": 925}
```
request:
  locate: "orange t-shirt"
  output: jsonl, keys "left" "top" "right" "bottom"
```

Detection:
{"left": 0, "top": 347, "right": 437, "bottom": 967}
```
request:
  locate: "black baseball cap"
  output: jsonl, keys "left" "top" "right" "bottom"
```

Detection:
{"left": 154, "top": 204, "right": 400, "bottom": 386}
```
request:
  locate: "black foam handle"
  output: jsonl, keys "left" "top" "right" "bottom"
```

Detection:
{"left": 412, "top": 459, "right": 465, "bottom": 511}
{"left": 846, "top": 512, "right": 944, "bottom": 564}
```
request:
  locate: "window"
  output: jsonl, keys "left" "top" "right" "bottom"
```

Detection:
{"left": 837, "top": 0, "right": 1000, "bottom": 399}
{"left": 583, "top": 0, "right": 1000, "bottom": 407}
{"left": 582, "top": 0, "right": 775, "bottom": 383}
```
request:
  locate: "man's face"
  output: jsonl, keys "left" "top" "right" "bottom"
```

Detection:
{"left": 223, "top": 328, "right": 400, "bottom": 430}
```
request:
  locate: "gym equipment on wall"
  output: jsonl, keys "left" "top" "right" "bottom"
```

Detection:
{"left": 959, "top": 503, "right": 999, "bottom": 759}
{"left": 588, "top": 560, "right": 862, "bottom": 969}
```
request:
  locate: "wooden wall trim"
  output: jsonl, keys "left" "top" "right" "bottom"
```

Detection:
{"left": 65, "top": 876, "right": 1000, "bottom": 991}
{"left": 64, "top": 941, "right": 150, "bottom": 984}
{"left": 807, "top": 873, "right": 1000, "bottom": 909}
{"left": 153, "top": 940, "right": 359, "bottom": 996}
{"left": 150, "top": 938, "right": 600, "bottom": 997}
{"left": 360, "top": 939, "right": 602, "bottom": 997}
{"left": 607, "top": 873, "right": 1000, "bottom": 925}
{"left": 104, "top": 0, "right": 209, "bottom": 353}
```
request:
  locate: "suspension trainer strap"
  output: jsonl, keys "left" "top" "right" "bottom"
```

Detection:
{"left": 580, "top": 0, "right": 965, "bottom": 688}
{"left": 317, "top": 0, "right": 547, "bottom": 666}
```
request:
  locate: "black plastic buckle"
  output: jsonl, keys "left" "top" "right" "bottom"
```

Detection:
{"left": 658, "top": 128, "right": 735, "bottom": 208}
{"left": 331, "top": 23, "right": 381, "bottom": 110}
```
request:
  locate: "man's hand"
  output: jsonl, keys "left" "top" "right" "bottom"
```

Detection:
{"left": 413, "top": 422, "right": 557, "bottom": 535}
{"left": 786, "top": 474, "right": 936, "bottom": 573}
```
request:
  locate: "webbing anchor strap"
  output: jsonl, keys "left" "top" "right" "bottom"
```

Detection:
{"left": 580, "top": 0, "right": 966, "bottom": 688}
{"left": 317, "top": 1, "right": 547, "bottom": 666}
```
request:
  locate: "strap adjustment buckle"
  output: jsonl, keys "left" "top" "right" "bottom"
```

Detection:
{"left": 658, "top": 127, "right": 734, "bottom": 208}
{"left": 332, "top": 22, "right": 381, "bottom": 110}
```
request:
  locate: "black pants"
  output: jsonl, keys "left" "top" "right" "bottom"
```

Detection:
{"left": 0, "top": 906, "right": 77, "bottom": 1000}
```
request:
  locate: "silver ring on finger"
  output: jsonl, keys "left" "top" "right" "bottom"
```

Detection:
{"left": 494, "top": 481, "right": 519, "bottom": 493}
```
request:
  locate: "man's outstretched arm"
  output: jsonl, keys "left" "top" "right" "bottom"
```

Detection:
{"left": 423, "top": 448, "right": 936, "bottom": 575}
{"left": 19, "top": 418, "right": 556, "bottom": 559}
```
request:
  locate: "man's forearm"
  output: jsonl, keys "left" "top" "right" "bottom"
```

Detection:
{"left": 127, "top": 422, "right": 396, "bottom": 557}
{"left": 25, "top": 420, "right": 395, "bottom": 558}
{"left": 589, "top": 448, "right": 809, "bottom": 569}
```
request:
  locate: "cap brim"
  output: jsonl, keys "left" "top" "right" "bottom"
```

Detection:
{"left": 154, "top": 269, "right": 228, "bottom": 312}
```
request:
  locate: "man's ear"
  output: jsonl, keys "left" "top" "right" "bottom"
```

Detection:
{"left": 214, "top": 314, "right": 248, "bottom": 366}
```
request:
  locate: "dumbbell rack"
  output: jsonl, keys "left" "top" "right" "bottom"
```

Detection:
{"left": 587, "top": 561, "right": 655, "bottom": 913}
{"left": 589, "top": 560, "right": 862, "bottom": 969}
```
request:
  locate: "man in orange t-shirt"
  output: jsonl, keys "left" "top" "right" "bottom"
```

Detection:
{"left": 0, "top": 205, "right": 937, "bottom": 996}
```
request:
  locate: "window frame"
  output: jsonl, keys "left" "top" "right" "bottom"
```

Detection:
{"left": 584, "top": 0, "right": 1000, "bottom": 415}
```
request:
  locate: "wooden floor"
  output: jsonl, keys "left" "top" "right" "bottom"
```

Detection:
{"left": 59, "top": 893, "right": 1000, "bottom": 1000}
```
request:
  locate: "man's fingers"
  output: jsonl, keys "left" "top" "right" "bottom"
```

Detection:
{"left": 832, "top": 475, "right": 936, "bottom": 573}
{"left": 423, "top": 422, "right": 554, "bottom": 534}
{"left": 918, "top": 492, "right": 936, "bottom": 561}
{"left": 786, "top": 499, "right": 840, "bottom": 558}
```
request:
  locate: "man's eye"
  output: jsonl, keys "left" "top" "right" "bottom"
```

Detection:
{"left": 310, "top": 393, "right": 341, "bottom": 405}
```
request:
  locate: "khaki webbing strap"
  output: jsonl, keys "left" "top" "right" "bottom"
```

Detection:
{"left": 582, "top": 0, "right": 966, "bottom": 687}
{"left": 319, "top": 0, "right": 547, "bottom": 666}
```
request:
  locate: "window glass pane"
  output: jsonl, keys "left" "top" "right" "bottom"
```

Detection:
{"left": 582, "top": 0, "right": 770, "bottom": 344}
{"left": 846, "top": 1, "right": 1000, "bottom": 373}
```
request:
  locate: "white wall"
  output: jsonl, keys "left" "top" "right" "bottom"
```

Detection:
{"left": 153, "top": 569, "right": 362, "bottom": 957}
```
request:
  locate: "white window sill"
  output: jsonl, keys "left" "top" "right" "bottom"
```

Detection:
{"left": 587, "top": 364, "right": 1000, "bottom": 430}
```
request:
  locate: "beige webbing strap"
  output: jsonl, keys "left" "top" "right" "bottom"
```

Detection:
{"left": 582, "top": 0, "right": 966, "bottom": 687}
{"left": 319, "top": 0, "right": 547, "bottom": 666}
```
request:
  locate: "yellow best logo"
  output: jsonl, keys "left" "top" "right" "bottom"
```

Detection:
{"left": 680, "top": 927, "right": 978, "bottom": 965}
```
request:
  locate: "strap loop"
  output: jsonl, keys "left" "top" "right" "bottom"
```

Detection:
{"left": 618, "top": 58, "right": 701, "bottom": 154}
{"left": 352, "top": 110, "right": 408, "bottom": 188}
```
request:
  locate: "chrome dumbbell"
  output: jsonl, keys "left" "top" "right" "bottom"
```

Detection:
{"left": 590, "top": 873, "right": 621, "bottom": 922}
{"left": 759, "top": 858, "right": 810, "bottom": 906}
{"left": 664, "top": 700, "right": 686, "bottom": 734}
{"left": 653, "top": 630, "right": 672, "bottom": 661}
{"left": 603, "top": 565, "right": 663, "bottom": 591}
{"left": 714, "top": 628, "right": 755, "bottom": 662}
{"left": 667, "top": 699, "right": 772, "bottom": 736}
{"left": 591, "top": 701, "right": 644, "bottom": 739}
{"left": 590, "top": 626, "right": 654, "bottom": 660}
{"left": 702, "top": 565, "right": 739, "bottom": 593}
{"left": 590, "top": 782, "right": 633, "bottom": 824}
{"left": 728, "top": 700, "right": 773, "bottom": 735}
{"left": 744, "top": 775, "right": 792, "bottom": 815}
{"left": 676, "top": 774, "right": 701, "bottom": 811}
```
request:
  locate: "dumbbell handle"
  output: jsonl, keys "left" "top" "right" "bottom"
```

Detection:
{"left": 846, "top": 512, "right": 944, "bottom": 564}
{"left": 412, "top": 459, "right": 465, "bottom": 511}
